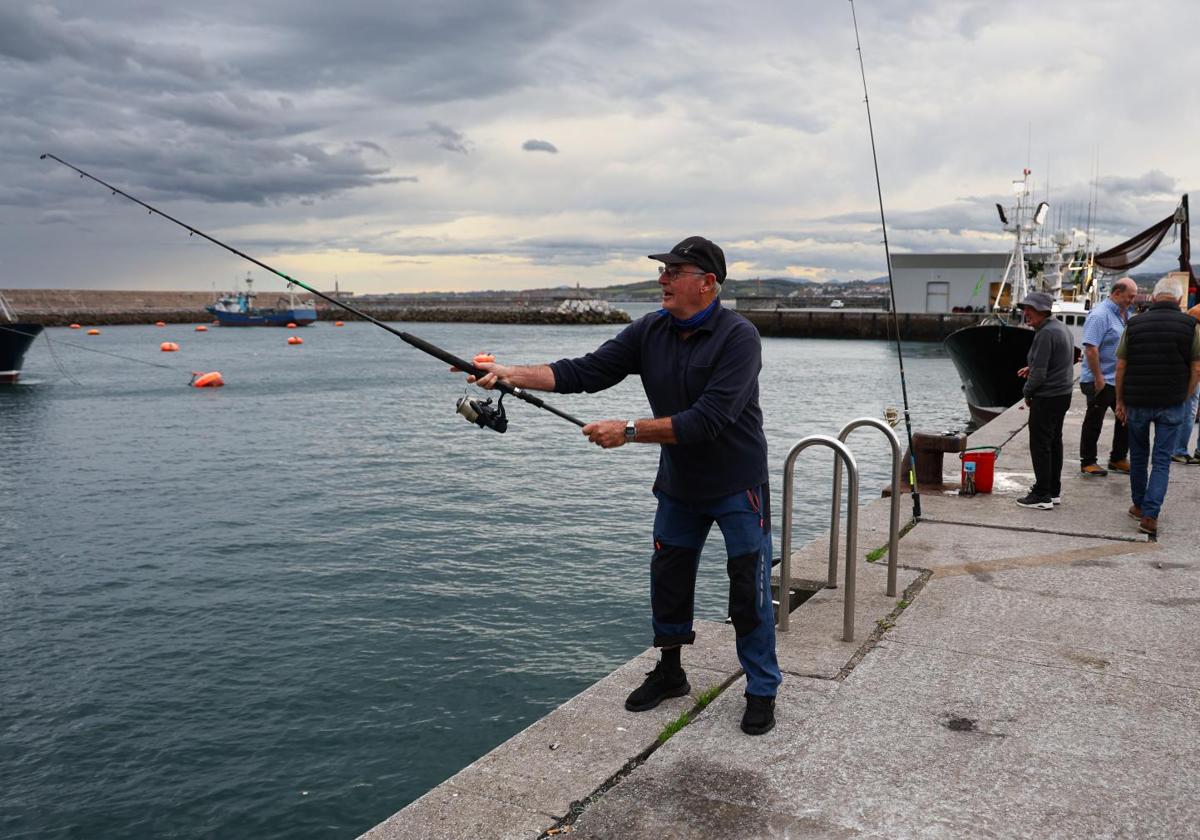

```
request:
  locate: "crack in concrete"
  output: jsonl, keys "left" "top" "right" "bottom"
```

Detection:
{"left": 917, "top": 514, "right": 1150, "bottom": 543}
{"left": 537, "top": 524, "right": 941, "bottom": 836}
{"left": 537, "top": 669, "right": 745, "bottom": 838}
{"left": 835, "top": 569, "right": 934, "bottom": 682}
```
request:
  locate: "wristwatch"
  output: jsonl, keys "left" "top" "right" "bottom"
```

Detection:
{"left": 624, "top": 419, "right": 637, "bottom": 442}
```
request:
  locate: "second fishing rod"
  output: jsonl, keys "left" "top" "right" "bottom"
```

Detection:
{"left": 41, "top": 153, "right": 584, "bottom": 433}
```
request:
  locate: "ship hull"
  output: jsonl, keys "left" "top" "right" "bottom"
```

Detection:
{"left": 943, "top": 321, "right": 1033, "bottom": 427}
{"left": 0, "top": 323, "right": 44, "bottom": 383}
{"left": 206, "top": 308, "right": 317, "bottom": 327}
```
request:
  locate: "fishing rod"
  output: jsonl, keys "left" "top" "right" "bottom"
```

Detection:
{"left": 40, "top": 153, "right": 585, "bottom": 432}
{"left": 848, "top": 1, "right": 922, "bottom": 520}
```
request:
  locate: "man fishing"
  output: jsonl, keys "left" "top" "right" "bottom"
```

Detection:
{"left": 462, "top": 236, "right": 781, "bottom": 735}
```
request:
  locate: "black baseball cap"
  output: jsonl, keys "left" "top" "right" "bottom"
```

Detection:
{"left": 648, "top": 236, "right": 726, "bottom": 284}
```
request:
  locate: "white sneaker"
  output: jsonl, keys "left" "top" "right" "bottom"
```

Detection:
{"left": 1051, "top": 496, "right": 1062, "bottom": 506}
{"left": 1016, "top": 493, "right": 1054, "bottom": 510}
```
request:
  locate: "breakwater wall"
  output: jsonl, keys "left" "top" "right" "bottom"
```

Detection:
{"left": 0, "top": 290, "right": 630, "bottom": 327}
{"left": 739, "top": 307, "right": 978, "bottom": 341}
{"left": 320, "top": 306, "right": 628, "bottom": 325}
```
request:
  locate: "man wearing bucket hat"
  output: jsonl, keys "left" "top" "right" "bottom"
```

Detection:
{"left": 1015, "top": 291, "right": 1074, "bottom": 510}
{"left": 462, "top": 236, "right": 782, "bottom": 735}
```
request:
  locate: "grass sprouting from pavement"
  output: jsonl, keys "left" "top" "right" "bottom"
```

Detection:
{"left": 657, "top": 684, "right": 726, "bottom": 743}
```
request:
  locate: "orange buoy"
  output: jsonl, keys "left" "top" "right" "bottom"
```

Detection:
{"left": 287, "top": 336, "right": 303, "bottom": 345}
{"left": 69, "top": 323, "right": 82, "bottom": 329}
{"left": 286, "top": 322, "right": 297, "bottom": 329}
{"left": 189, "top": 371, "right": 224, "bottom": 388}
{"left": 155, "top": 321, "right": 167, "bottom": 327}
{"left": 160, "top": 342, "right": 179, "bottom": 352}
{"left": 212, "top": 319, "right": 220, "bottom": 325}
{"left": 473, "top": 353, "right": 495, "bottom": 364}
{"left": 87, "top": 328, "right": 101, "bottom": 335}
{"left": 195, "top": 325, "right": 208, "bottom": 332}
{"left": 334, "top": 321, "right": 345, "bottom": 327}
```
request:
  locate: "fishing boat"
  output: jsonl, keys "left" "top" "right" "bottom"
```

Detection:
{"left": 943, "top": 171, "right": 1195, "bottom": 426}
{"left": 207, "top": 275, "right": 317, "bottom": 327}
{"left": 0, "top": 293, "right": 44, "bottom": 384}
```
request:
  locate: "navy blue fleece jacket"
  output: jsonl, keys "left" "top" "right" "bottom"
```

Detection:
{"left": 549, "top": 302, "right": 769, "bottom": 499}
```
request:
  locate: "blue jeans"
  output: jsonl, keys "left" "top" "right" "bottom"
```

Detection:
{"left": 651, "top": 485, "right": 781, "bottom": 697}
{"left": 1171, "top": 390, "right": 1200, "bottom": 456}
{"left": 1127, "top": 402, "right": 1190, "bottom": 519}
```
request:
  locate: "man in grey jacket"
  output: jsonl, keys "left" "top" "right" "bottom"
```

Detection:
{"left": 1016, "top": 291, "right": 1075, "bottom": 509}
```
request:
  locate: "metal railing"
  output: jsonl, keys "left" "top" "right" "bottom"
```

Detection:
{"left": 779, "top": 435, "right": 858, "bottom": 639}
{"left": 830, "top": 417, "right": 903, "bottom": 598}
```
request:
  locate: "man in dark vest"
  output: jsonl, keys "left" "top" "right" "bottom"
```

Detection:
{"left": 1114, "top": 275, "right": 1200, "bottom": 536}
{"left": 1015, "top": 291, "right": 1075, "bottom": 510}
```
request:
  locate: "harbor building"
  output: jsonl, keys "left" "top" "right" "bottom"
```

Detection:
{"left": 889, "top": 253, "right": 1009, "bottom": 313}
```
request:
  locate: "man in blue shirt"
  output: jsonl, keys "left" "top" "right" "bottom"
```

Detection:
{"left": 1078, "top": 278, "right": 1137, "bottom": 476}
{"left": 463, "top": 237, "right": 781, "bottom": 735}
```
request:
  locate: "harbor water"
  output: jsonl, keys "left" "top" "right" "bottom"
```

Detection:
{"left": 1, "top": 308, "right": 968, "bottom": 839}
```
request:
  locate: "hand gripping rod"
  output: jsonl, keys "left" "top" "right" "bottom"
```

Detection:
{"left": 40, "top": 153, "right": 585, "bottom": 428}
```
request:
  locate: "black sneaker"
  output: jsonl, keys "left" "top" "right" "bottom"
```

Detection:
{"left": 741, "top": 693, "right": 776, "bottom": 735}
{"left": 624, "top": 661, "right": 690, "bottom": 712}
{"left": 1016, "top": 493, "right": 1053, "bottom": 510}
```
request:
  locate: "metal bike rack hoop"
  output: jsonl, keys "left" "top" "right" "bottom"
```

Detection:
{"left": 779, "top": 435, "right": 858, "bottom": 640}
{"left": 830, "top": 417, "right": 903, "bottom": 598}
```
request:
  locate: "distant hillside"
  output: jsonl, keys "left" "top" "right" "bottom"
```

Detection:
{"left": 1129, "top": 267, "right": 1199, "bottom": 289}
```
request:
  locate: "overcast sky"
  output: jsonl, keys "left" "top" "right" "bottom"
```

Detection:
{"left": 3, "top": 0, "right": 1198, "bottom": 294}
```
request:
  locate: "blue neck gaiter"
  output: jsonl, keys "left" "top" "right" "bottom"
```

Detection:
{"left": 659, "top": 298, "right": 720, "bottom": 330}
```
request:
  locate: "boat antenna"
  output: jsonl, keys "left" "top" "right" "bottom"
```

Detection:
{"left": 39, "top": 153, "right": 585, "bottom": 431}
{"left": 848, "top": 1, "right": 921, "bottom": 520}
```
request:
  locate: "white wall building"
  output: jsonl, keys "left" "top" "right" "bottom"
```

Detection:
{"left": 889, "top": 253, "right": 1010, "bottom": 313}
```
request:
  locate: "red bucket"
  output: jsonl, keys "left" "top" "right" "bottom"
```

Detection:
{"left": 960, "top": 448, "right": 999, "bottom": 494}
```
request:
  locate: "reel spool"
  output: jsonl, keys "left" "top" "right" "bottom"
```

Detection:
{"left": 456, "top": 393, "right": 508, "bottom": 433}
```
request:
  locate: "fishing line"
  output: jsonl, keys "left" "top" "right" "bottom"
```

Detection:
{"left": 1, "top": 324, "right": 178, "bottom": 372}
{"left": 40, "top": 153, "right": 586, "bottom": 431}
{"left": 36, "top": 329, "right": 82, "bottom": 386}
{"left": 849, "top": 0, "right": 922, "bottom": 520}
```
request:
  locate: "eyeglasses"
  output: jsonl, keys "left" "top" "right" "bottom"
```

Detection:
{"left": 657, "top": 265, "right": 708, "bottom": 280}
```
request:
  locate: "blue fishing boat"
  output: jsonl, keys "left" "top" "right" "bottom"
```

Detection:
{"left": 207, "top": 276, "right": 317, "bottom": 327}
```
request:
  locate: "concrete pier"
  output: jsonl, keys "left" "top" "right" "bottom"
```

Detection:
{"left": 361, "top": 394, "right": 1199, "bottom": 839}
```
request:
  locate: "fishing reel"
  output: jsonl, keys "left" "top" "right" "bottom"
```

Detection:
{"left": 456, "top": 392, "right": 508, "bottom": 433}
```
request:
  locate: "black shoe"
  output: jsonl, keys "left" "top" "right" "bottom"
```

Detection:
{"left": 625, "top": 661, "right": 690, "bottom": 712}
{"left": 741, "top": 693, "right": 776, "bottom": 735}
{"left": 1016, "top": 493, "right": 1053, "bottom": 510}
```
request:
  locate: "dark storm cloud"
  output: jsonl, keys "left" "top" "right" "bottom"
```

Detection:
{"left": 427, "top": 121, "right": 471, "bottom": 155}
{"left": 1099, "top": 171, "right": 1176, "bottom": 196}
{"left": 3, "top": 2, "right": 572, "bottom": 209}
{"left": 0, "top": 4, "right": 225, "bottom": 85}
{"left": 522, "top": 139, "right": 558, "bottom": 153}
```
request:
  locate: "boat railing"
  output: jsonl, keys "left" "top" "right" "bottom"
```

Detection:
{"left": 0, "top": 292, "right": 14, "bottom": 322}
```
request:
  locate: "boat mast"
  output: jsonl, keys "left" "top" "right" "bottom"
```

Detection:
{"left": 992, "top": 170, "right": 1031, "bottom": 315}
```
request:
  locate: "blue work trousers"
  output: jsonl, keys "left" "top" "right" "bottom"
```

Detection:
{"left": 650, "top": 484, "right": 782, "bottom": 698}
{"left": 1127, "top": 402, "right": 1190, "bottom": 519}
